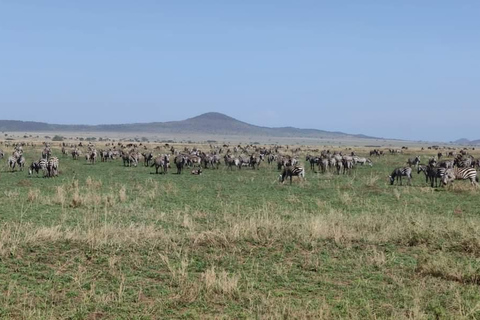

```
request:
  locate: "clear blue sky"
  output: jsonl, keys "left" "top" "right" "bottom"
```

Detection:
{"left": 1, "top": 1, "right": 479, "bottom": 141}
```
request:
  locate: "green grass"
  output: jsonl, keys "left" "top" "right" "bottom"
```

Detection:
{"left": 1, "top": 145, "right": 480, "bottom": 319}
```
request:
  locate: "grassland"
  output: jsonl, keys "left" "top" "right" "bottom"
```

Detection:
{"left": 1, "top": 143, "right": 480, "bottom": 319}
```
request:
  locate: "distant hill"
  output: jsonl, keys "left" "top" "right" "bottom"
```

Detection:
{"left": 0, "top": 112, "right": 380, "bottom": 139}
{"left": 453, "top": 138, "right": 480, "bottom": 146}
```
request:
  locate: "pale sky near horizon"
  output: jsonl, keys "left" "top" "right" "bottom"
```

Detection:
{"left": 1, "top": 1, "right": 479, "bottom": 141}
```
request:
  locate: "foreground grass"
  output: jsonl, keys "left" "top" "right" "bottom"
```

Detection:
{"left": 0, "top": 145, "right": 480, "bottom": 319}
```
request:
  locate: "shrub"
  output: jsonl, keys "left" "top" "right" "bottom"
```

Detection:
{"left": 52, "top": 135, "right": 64, "bottom": 141}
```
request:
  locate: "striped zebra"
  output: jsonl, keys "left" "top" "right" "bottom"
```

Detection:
{"left": 42, "top": 147, "right": 51, "bottom": 159}
{"left": 224, "top": 154, "right": 241, "bottom": 170}
{"left": 7, "top": 156, "right": 17, "bottom": 171}
{"left": 71, "top": 148, "right": 81, "bottom": 160}
{"left": 250, "top": 154, "right": 261, "bottom": 170}
{"left": 305, "top": 155, "right": 320, "bottom": 171}
{"left": 454, "top": 155, "right": 474, "bottom": 168}
{"left": 279, "top": 165, "right": 305, "bottom": 184}
{"left": 406, "top": 156, "right": 420, "bottom": 167}
{"left": 175, "top": 155, "right": 186, "bottom": 174}
{"left": 46, "top": 157, "right": 59, "bottom": 177}
{"left": 0, "top": 149, "right": 4, "bottom": 159}
{"left": 143, "top": 152, "right": 154, "bottom": 166}
{"left": 16, "top": 154, "right": 25, "bottom": 171}
{"left": 86, "top": 149, "right": 97, "bottom": 164}
{"left": 353, "top": 157, "right": 372, "bottom": 166}
{"left": 417, "top": 165, "right": 446, "bottom": 188}
{"left": 29, "top": 159, "right": 48, "bottom": 176}
{"left": 438, "top": 160, "right": 454, "bottom": 169}
{"left": 342, "top": 158, "right": 354, "bottom": 174}
{"left": 442, "top": 167, "right": 478, "bottom": 186}
{"left": 151, "top": 155, "right": 169, "bottom": 174}
{"left": 389, "top": 167, "right": 413, "bottom": 186}
{"left": 319, "top": 157, "right": 329, "bottom": 173}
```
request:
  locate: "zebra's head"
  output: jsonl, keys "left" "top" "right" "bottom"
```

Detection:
{"left": 441, "top": 169, "right": 455, "bottom": 186}
{"left": 389, "top": 175, "right": 394, "bottom": 185}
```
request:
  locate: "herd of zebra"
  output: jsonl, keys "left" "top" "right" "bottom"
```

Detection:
{"left": 390, "top": 153, "right": 479, "bottom": 187}
{"left": 1, "top": 141, "right": 479, "bottom": 188}
{"left": 1, "top": 145, "right": 59, "bottom": 178}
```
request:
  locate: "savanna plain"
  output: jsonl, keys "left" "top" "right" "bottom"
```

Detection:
{"left": 1, "top": 141, "right": 480, "bottom": 319}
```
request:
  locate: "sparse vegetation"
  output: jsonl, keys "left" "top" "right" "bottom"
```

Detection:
{"left": 0, "top": 142, "right": 479, "bottom": 318}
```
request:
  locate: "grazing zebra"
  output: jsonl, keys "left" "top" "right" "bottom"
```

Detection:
{"left": 29, "top": 159, "right": 48, "bottom": 176}
{"left": 353, "top": 157, "right": 372, "bottom": 166}
{"left": 175, "top": 155, "right": 186, "bottom": 174}
{"left": 406, "top": 156, "right": 420, "bottom": 167}
{"left": 122, "top": 151, "right": 139, "bottom": 167}
{"left": 151, "top": 155, "right": 169, "bottom": 174}
{"left": 279, "top": 166, "right": 305, "bottom": 184}
{"left": 389, "top": 167, "right": 413, "bottom": 186}
{"left": 442, "top": 167, "right": 478, "bottom": 186}
{"left": 0, "top": 149, "right": 4, "bottom": 159}
{"left": 46, "top": 157, "right": 59, "bottom": 177}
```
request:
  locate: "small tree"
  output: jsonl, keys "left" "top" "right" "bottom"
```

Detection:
{"left": 52, "top": 135, "right": 64, "bottom": 141}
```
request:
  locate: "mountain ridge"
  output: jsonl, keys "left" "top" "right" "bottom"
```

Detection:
{"left": 0, "top": 112, "right": 381, "bottom": 140}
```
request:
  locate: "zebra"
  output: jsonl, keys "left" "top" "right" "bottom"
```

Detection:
{"left": 143, "top": 152, "right": 154, "bottom": 167}
{"left": 353, "top": 157, "right": 372, "bottom": 166}
{"left": 151, "top": 155, "right": 169, "bottom": 174}
{"left": 417, "top": 165, "right": 446, "bottom": 187}
{"left": 71, "top": 148, "right": 81, "bottom": 160}
{"left": 455, "top": 155, "right": 475, "bottom": 168}
{"left": 319, "top": 157, "right": 329, "bottom": 173}
{"left": 41, "top": 147, "right": 51, "bottom": 159}
{"left": 29, "top": 159, "right": 48, "bottom": 176}
{"left": 7, "top": 156, "right": 17, "bottom": 171}
{"left": 16, "top": 154, "right": 25, "bottom": 171}
{"left": 86, "top": 149, "right": 97, "bottom": 164}
{"left": 342, "top": 158, "right": 354, "bottom": 174}
{"left": 191, "top": 168, "right": 202, "bottom": 175}
{"left": 438, "top": 160, "right": 454, "bottom": 169}
{"left": 279, "top": 165, "right": 305, "bottom": 184}
{"left": 250, "top": 154, "right": 261, "bottom": 170}
{"left": 122, "top": 151, "right": 139, "bottom": 167}
{"left": 175, "top": 155, "right": 186, "bottom": 174}
{"left": 406, "top": 156, "right": 420, "bottom": 167}
{"left": 0, "top": 149, "right": 4, "bottom": 159}
{"left": 389, "top": 167, "right": 413, "bottom": 186}
{"left": 442, "top": 167, "right": 478, "bottom": 186}
{"left": 305, "top": 155, "right": 319, "bottom": 171}
{"left": 46, "top": 157, "right": 59, "bottom": 177}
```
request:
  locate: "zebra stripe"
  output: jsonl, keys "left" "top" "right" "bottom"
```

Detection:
{"left": 442, "top": 167, "right": 478, "bottom": 186}
{"left": 279, "top": 166, "right": 305, "bottom": 184}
